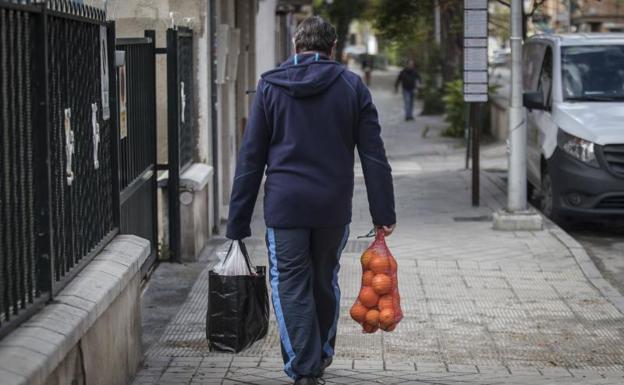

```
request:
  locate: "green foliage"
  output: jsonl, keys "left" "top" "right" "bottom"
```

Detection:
{"left": 441, "top": 80, "right": 465, "bottom": 137}
{"left": 370, "top": 0, "right": 462, "bottom": 114}
{"left": 420, "top": 44, "right": 444, "bottom": 115}
{"left": 441, "top": 80, "right": 500, "bottom": 138}
{"left": 313, "top": 0, "right": 369, "bottom": 62}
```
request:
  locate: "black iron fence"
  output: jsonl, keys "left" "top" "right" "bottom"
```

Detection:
{"left": 164, "top": 26, "right": 196, "bottom": 262}
{"left": 0, "top": 0, "right": 118, "bottom": 338}
{"left": 0, "top": 2, "right": 197, "bottom": 338}
{"left": 116, "top": 32, "right": 158, "bottom": 275}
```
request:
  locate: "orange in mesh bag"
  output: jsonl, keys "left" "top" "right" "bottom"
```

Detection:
{"left": 350, "top": 229, "right": 403, "bottom": 333}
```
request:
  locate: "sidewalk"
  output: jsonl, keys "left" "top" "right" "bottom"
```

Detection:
{"left": 132, "top": 70, "right": 624, "bottom": 385}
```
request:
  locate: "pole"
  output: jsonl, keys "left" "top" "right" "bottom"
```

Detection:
{"left": 507, "top": 0, "right": 527, "bottom": 212}
{"left": 434, "top": 0, "right": 442, "bottom": 88}
{"left": 434, "top": 0, "right": 441, "bottom": 46}
{"left": 471, "top": 103, "right": 480, "bottom": 207}
{"left": 465, "top": 105, "right": 470, "bottom": 170}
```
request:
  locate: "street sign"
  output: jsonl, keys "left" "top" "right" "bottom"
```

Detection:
{"left": 463, "top": 0, "right": 488, "bottom": 103}
{"left": 463, "top": 0, "right": 489, "bottom": 207}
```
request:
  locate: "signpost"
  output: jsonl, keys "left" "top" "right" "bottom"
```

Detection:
{"left": 463, "top": 0, "right": 488, "bottom": 206}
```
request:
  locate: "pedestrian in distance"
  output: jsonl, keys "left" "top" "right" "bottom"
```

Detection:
{"left": 226, "top": 15, "right": 396, "bottom": 385}
{"left": 362, "top": 53, "right": 374, "bottom": 86}
{"left": 395, "top": 59, "right": 421, "bottom": 121}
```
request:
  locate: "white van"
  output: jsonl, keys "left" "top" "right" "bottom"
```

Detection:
{"left": 523, "top": 33, "right": 624, "bottom": 220}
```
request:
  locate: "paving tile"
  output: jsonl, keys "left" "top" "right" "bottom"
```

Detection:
{"left": 131, "top": 70, "right": 624, "bottom": 385}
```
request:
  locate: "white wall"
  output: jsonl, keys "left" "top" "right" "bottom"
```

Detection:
{"left": 107, "top": 0, "right": 211, "bottom": 165}
{"left": 255, "top": 0, "right": 277, "bottom": 78}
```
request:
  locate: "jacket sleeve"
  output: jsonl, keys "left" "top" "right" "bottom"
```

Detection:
{"left": 355, "top": 79, "right": 396, "bottom": 226}
{"left": 226, "top": 80, "right": 270, "bottom": 239}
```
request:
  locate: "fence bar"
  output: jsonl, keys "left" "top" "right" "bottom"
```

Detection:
{"left": 145, "top": 28, "right": 159, "bottom": 275}
{"left": 108, "top": 20, "right": 121, "bottom": 231}
{"left": 166, "top": 28, "right": 181, "bottom": 262}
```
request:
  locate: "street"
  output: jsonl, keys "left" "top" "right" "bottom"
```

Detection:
{"left": 132, "top": 69, "right": 624, "bottom": 385}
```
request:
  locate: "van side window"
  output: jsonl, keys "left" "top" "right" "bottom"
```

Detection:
{"left": 523, "top": 42, "right": 546, "bottom": 91}
{"left": 538, "top": 47, "right": 553, "bottom": 108}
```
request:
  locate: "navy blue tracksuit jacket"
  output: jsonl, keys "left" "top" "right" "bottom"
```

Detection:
{"left": 226, "top": 53, "right": 396, "bottom": 240}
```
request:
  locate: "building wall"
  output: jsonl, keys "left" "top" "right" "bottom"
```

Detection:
{"left": 256, "top": 0, "right": 278, "bottom": 75}
{"left": 108, "top": 0, "right": 211, "bottom": 165}
{"left": 573, "top": 0, "right": 624, "bottom": 31}
{"left": 527, "top": 0, "right": 624, "bottom": 33}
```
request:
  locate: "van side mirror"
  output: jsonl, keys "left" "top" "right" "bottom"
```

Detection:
{"left": 523, "top": 91, "right": 547, "bottom": 110}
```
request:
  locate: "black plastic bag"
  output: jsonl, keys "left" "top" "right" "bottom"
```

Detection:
{"left": 206, "top": 241, "right": 269, "bottom": 353}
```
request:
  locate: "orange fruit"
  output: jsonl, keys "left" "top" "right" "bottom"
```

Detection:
{"left": 358, "top": 287, "right": 379, "bottom": 308}
{"left": 360, "top": 250, "right": 374, "bottom": 269}
{"left": 389, "top": 256, "right": 397, "bottom": 272}
{"left": 362, "top": 271, "right": 375, "bottom": 286}
{"left": 369, "top": 256, "right": 390, "bottom": 274}
{"left": 379, "top": 308, "right": 395, "bottom": 329}
{"left": 382, "top": 322, "right": 397, "bottom": 332}
{"left": 372, "top": 273, "right": 392, "bottom": 295}
{"left": 350, "top": 303, "right": 368, "bottom": 323}
{"left": 378, "top": 294, "right": 394, "bottom": 311}
{"left": 365, "top": 309, "right": 380, "bottom": 327}
{"left": 363, "top": 322, "right": 378, "bottom": 333}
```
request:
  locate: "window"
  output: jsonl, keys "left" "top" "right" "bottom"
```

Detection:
{"left": 523, "top": 42, "right": 546, "bottom": 92}
{"left": 537, "top": 47, "right": 553, "bottom": 108}
{"left": 562, "top": 45, "right": 624, "bottom": 101}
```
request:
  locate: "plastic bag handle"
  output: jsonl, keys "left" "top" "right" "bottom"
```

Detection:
{"left": 222, "top": 240, "right": 255, "bottom": 275}
{"left": 237, "top": 241, "right": 254, "bottom": 275}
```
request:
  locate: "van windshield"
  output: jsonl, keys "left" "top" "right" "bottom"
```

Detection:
{"left": 562, "top": 45, "right": 624, "bottom": 101}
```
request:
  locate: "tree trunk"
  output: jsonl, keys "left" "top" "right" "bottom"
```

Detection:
{"left": 335, "top": 17, "right": 349, "bottom": 63}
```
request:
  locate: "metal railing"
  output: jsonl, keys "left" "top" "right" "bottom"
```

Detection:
{"left": 117, "top": 32, "right": 158, "bottom": 275}
{"left": 164, "top": 26, "right": 196, "bottom": 262}
{"left": 0, "top": 0, "right": 119, "bottom": 338}
{"left": 177, "top": 27, "right": 195, "bottom": 169}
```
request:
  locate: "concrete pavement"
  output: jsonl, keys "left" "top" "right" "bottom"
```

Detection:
{"left": 132, "top": 69, "right": 624, "bottom": 385}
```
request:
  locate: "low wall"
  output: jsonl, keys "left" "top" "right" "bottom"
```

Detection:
{"left": 0, "top": 235, "right": 150, "bottom": 385}
{"left": 159, "top": 162, "right": 214, "bottom": 262}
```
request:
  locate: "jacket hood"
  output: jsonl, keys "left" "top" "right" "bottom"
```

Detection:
{"left": 261, "top": 53, "right": 346, "bottom": 98}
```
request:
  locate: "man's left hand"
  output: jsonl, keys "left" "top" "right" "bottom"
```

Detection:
{"left": 379, "top": 224, "right": 396, "bottom": 237}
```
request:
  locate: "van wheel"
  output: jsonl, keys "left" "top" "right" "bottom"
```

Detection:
{"left": 540, "top": 167, "right": 561, "bottom": 222}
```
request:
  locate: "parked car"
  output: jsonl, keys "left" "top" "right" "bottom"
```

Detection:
{"left": 523, "top": 33, "right": 624, "bottom": 220}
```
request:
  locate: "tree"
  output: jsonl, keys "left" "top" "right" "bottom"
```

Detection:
{"left": 369, "top": 0, "right": 462, "bottom": 114}
{"left": 495, "top": 0, "right": 548, "bottom": 38}
{"left": 314, "top": 0, "right": 369, "bottom": 62}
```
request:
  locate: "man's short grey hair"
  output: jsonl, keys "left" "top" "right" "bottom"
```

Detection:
{"left": 293, "top": 16, "right": 337, "bottom": 55}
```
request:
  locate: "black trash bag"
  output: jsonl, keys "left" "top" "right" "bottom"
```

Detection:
{"left": 206, "top": 241, "right": 269, "bottom": 353}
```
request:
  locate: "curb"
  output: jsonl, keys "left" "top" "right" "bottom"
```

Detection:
{"left": 550, "top": 225, "right": 624, "bottom": 316}
{"left": 482, "top": 171, "right": 624, "bottom": 317}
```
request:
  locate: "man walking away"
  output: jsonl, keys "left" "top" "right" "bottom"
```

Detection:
{"left": 361, "top": 53, "right": 373, "bottom": 86}
{"left": 226, "top": 16, "right": 396, "bottom": 385}
{"left": 395, "top": 59, "right": 421, "bottom": 121}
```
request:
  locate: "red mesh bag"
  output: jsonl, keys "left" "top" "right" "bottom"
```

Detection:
{"left": 350, "top": 229, "right": 403, "bottom": 333}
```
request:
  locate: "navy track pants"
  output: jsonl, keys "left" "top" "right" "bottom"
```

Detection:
{"left": 266, "top": 226, "right": 349, "bottom": 380}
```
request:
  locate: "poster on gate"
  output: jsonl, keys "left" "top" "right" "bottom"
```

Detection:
{"left": 119, "top": 64, "right": 128, "bottom": 139}
{"left": 100, "top": 25, "right": 110, "bottom": 120}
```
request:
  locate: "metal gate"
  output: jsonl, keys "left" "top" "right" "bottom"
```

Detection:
{"left": 0, "top": 0, "right": 118, "bottom": 338}
{"left": 116, "top": 31, "right": 159, "bottom": 275}
{"left": 162, "top": 27, "right": 196, "bottom": 262}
